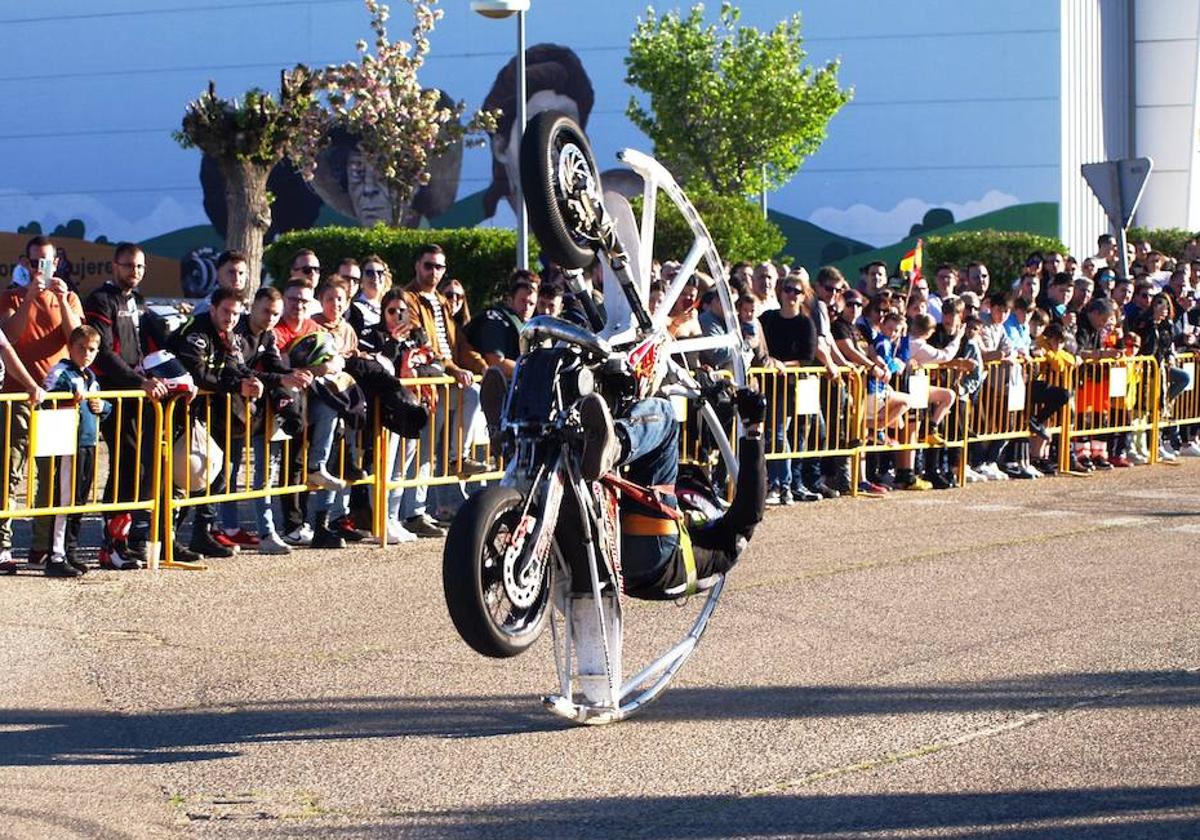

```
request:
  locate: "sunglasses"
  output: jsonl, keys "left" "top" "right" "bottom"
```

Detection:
{"left": 423, "top": 261, "right": 447, "bottom": 271}
{"left": 444, "top": 291, "right": 463, "bottom": 300}
{"left": 296, "top": 265, "right": 320, "bottom": 274}
{"left": 845, "top": 300, "right": 864, "bottom": 307}
{"left": 782, "top": 286, "right": 804, "bottom": 296}
{"left": 386, "top": 306, "right": 408, "bottom": 315}
{"left": 363, "top": 268, "right": 384, "bottom": 277}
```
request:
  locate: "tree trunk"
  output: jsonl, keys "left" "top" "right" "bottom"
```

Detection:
{"left": 219, "top": 159, "right": 272, "bottom": 293}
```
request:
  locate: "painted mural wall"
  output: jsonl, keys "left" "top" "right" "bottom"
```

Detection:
{"left": 0, "top": 0, "right": 1062, "bottom": 296}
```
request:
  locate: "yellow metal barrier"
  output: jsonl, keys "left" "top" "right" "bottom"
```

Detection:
{"left": 0, "top": 390, "right": 163, "bottom": 564}
{"left": 857, "top": 363, "right": 969, "bottom": 486}
{"left": 1164, "top": 351, "right": 1200, "bottom": 429}
{"left": 749, "top": 365, "right": 862, "bottom": 494}
{"left": 1063, "top": 355, "right": 1161, "bottom": 469}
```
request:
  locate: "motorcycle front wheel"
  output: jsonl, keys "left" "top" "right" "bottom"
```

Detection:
{"left": 520, "top": 109, "right": 605, "bottom": 270}
{"left": 443, "top": 486, "right": 552, "bottom": 658}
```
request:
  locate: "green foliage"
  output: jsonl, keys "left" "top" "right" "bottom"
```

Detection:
{"left": 173, "top": 70, "right": 321, "bottom": 167}
{"left": 625, "top": 1, "right": 852, "bottom": 196}
{"left": 1126, "top": 226, "right": 1199, "bottom": 261}
{"left": 264, "top": 227, "right": 532, "bottom": 309}
{"left": 924, "top": 229, "right": 1067, "bottom": 286}
{"left": 633, "top": 187, "right": 785, "bottom": 265}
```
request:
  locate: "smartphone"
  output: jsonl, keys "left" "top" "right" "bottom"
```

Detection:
{"left": 37, "top": 256, "right": 54, "bottom": 277}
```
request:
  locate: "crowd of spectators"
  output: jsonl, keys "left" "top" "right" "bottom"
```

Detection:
{"left": 2, "top": 230, "right": 1199, "bottom": 575}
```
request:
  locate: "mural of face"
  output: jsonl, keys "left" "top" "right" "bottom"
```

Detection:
{"left": 481, "top": 43, "right": 595, "bottom": 219}
{"left": 347, "top": 147, "right": 392, "bottom": 227}
{"left": 494, "top": 90, "right": 581, "bottom": 216}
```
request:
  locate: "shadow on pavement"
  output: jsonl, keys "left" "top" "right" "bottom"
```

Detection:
{"left": 1, "top": 668, "right": 1196, "bottom": 767}
{"left": 225, "top": 786, "right": 1200, "bottom": 839}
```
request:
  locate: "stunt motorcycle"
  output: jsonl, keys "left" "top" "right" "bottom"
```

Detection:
{"left": 442, "top": 111, "right": 749, "bottom": 724}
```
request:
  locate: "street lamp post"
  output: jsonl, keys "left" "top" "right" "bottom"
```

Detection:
{"left": 471, "top": 0, "right": 530, "bottom": 270}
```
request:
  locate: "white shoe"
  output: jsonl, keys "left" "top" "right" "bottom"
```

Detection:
{"left": 386, "top": 520, "right": 418, "bottom": 544}
{"left": 307, "top": 467, "right": 348, "bottom": 491}
{"left": 981, "top": 462, "right": 1007, "bottom": 480}
{"left": 963, "top": 465, "right": 986, "bottom": 483}
{"left": 258, "top": 532, "right": 292, "bottom": 555}
{"left": 1159, "top": 445, "right": 1178, "bottom": 462}
{"left": 1129, "top": 449, "right": 1149, "bottom": 465}
{"left": 282, "top": 523, "right": 314, "bottom": 546}
{"left": 1178, "top": 441, "right": 1200, "bottom": 457}
{"left": 1161, "top": 440, "right": 1179, "bottom": 457}
{"left": 1023, "top": 462, "right": 1043, "bottom": 479}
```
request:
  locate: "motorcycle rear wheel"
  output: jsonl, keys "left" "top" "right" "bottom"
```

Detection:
{"left": 520, "top": 109, "right": 604, "bottom": 270}
{"left": 443, "top": 486, "right": 552, "bottom": 658}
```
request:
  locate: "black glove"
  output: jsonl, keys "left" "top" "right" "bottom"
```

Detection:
{"left": 735, "top": 388, "right": 766, "bottom": 425}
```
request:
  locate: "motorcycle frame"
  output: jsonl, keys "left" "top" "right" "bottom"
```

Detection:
{"left": 506, "top": 147, "right": 745, "bottom": 724}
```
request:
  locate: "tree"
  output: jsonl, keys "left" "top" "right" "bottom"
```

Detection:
{"left": 625, "top": 2, "right": 852, "bottom": 197}
{"left": 174, "top": 70, "right": 322, "bottom": 288}
{"left": 634, "top": 186, "right": 786, "bottom": 264}
{"left": 292, "top": 0, "right": 497, "bottom": 227}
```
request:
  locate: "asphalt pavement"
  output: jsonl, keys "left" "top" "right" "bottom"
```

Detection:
{"left": 1, "top": 460, "right": 1198, "bottom": 838}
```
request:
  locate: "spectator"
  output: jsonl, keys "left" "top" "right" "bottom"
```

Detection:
{"left": 536, "top": 280, "right": 564, "bottom": 316}
{"left": 1135, "top": 293, "right": 1194, "bottom": 460}
{"left": 929, "top": 263, "right": 957, "bottom": 322}
{"left": 759, "top": 276, "right": 823, "bottom": 504}
{"left": 667, "top": 276, "right": 701, "bottom": 339}
{"left": 964, "top": 262, "right": 991, "bottom": 297}
{"left": 1044, "top": 272, "right": 1074, "bottom": 323}
{"left": 465, "top": 272, "right": 536, "bottom": 379}
{"left": 193, "top": 250, "right": 248, "bottom": 315}
{"left": 1094, "top": 233, "right": 1118, "bottom": 267}
{"left": 857, "top": 261, "right": 889, "bottom": 298}
{"left": 223, "top": 286, "right": 312, "bottom": 555}
{"left": 310, "top": 276, "right": 370, "bottom": 546}
{"left": 750, "top": 262, "right": 779, "bottom": 315}
{"left": 810, "top": 267, "right": 856, "bottom": 495}
{"left": 359, "top": 288, "right": 432, "bottom": 544}
{"left": 0, "top": 236, "right": 82, "bottom": 568}
{"left": 648, "top": 280, "right": 666, "bottom": 317}
{"left": 169, "top": 287, "right": 260, "bottom": 559}
{"left": 696, "top": 289, "right": 735, "bottom": 370}
{"left": 736, "top": 293, "right": 769, "bottom": 366}
{"left": 39, "top": 326, "right": 108, "bottom": 576}
{"left": 346, "top": 254, "right": 391, "bottom": 336}
{"left": 401, "top": 244, "right": 480, "bottom": 537}
{"left": 283, "top": 250, "right": 322, "bottom": 308}
{"left": 336, "top": 257, "right": 362, "bottom": 300}
{"left": 274, "top": 277, "right": 324, "bottom": 546}
{"left": 84, "top": 242, "right": 184, "bottom": 566}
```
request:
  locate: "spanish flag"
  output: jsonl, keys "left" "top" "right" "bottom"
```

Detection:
{"left": 899, "top": 238, "right": 923, "bottom": 282}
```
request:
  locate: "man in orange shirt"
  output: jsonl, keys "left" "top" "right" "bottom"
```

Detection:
{"left": 0, "top": 236, "right": 82, "bottom": 567}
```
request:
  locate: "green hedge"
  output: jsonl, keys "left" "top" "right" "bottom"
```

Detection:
{"left": 632, "top": 188, "right": 786, "bottom": 266}
{"left": 1126, "top": 226, "right": 1199, "bottom": 261}
{"left": 924, "top": 229, "right": 1068, "bottom": 287}
{"left": 263, "top": 227, "right": 534, "bottom": 310}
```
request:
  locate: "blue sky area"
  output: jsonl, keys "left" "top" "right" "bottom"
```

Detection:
{"left": 0, "top": 0, "right": 1060, "bottom": 246}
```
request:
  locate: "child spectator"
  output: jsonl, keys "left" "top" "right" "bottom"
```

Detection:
{"left": 42, "top": 325, "right": 110, "bottom": 577}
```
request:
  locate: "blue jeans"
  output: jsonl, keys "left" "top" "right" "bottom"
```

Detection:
{"left": 617, "top": 398, "right": 681, "bottom": 592}
{"left": 307, "top": 399, "right": 355, "bottom": 521}
{"left": 767, "top": 386, "right": 823, "bottom": 492}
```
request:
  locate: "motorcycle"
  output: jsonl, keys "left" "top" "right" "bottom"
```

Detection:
{"left": 442, "top": 111, "right": 747, "bottom": 724}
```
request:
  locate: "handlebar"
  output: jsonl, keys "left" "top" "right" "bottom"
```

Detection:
{"left": 520, "top": 315, "right": 613, "bottom": 361}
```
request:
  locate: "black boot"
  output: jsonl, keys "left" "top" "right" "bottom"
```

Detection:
{"left": 189, "top": 528, "right": 234, "bottom": 558}
{"left": 311, "top": 514, "right": 346, "bottom": 549}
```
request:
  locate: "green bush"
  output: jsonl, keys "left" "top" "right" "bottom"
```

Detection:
{"left": 632, "top": 187, "right": 786, "bottom": 267}
{"left": 924, "top": 229, "right": 1068, "bottom": 287}
{"left": 263, "top": 226, "right": 534, "bottom": 310}
{"left": 1126, "top": 226, "right": 1199, "bottom": 261}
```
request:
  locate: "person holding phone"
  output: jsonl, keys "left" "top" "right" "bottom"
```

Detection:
{"left": 0, "top": 236, "right": 75, "bottom": 572}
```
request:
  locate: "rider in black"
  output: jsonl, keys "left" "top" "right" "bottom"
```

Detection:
{"left": 578, "top": 386, "right": 767, "bottom": 600}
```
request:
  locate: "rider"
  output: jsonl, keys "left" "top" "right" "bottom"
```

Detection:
{"left": 577, "top": 387, "right": 767, "bottom": 600}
